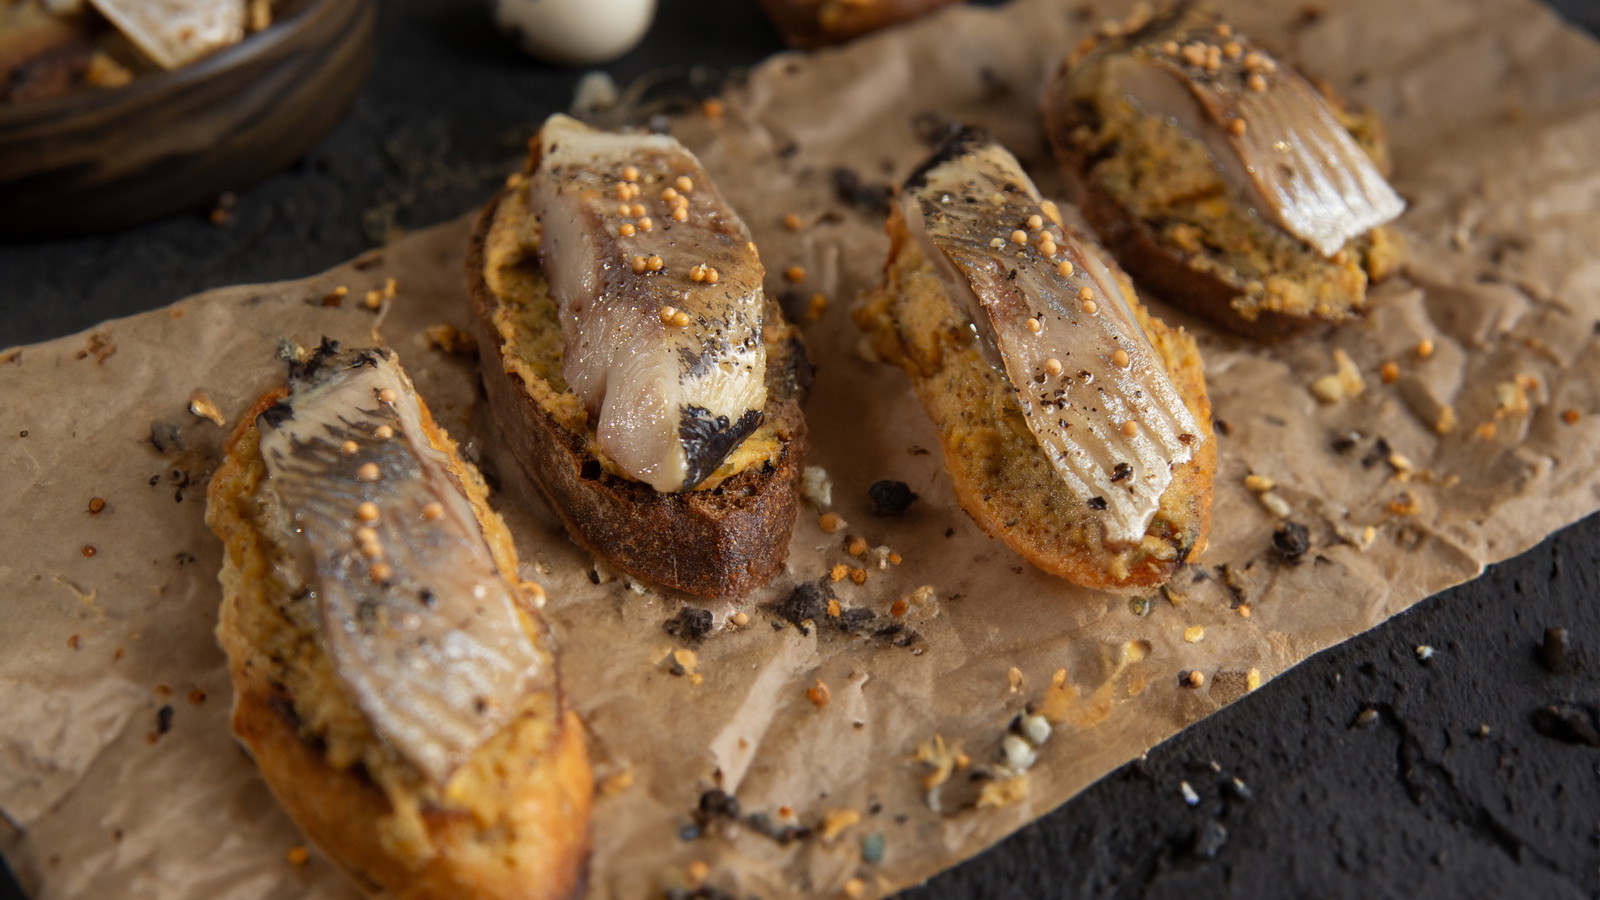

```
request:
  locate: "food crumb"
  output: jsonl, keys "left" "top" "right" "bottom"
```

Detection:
{"left": 1183, "top": 626, "right": 1205, "bottom": 644}
{"left": 846, "top": 535, "right": 868, "bottom": 556}
{"left": 685, "top": 860, "right": 710, "bottom": 886}
{"left": 889, "top": 598, "right": 909, "bottom": 618}
{"left": 67, "top": 634, "right": 82, "bottom": 650}
{"left": 868, "top": 480, "right": 919, "bottom": 517}
{"left": 286, "top": 846, "right": 309, "bottom": 866}
{"left": 819, "top": 512, "right": 846, "bottom": 533}
{"left": 806, "top": 293, "right": 829, "bottom": 320}
{"left": 1007, "top": 666, "right": 1023, "bottom": 692}
{"left": 827, "top": 597, "right": 841, "bottom": 617}
{"left": 363, "top": 290, "right": 383, "bottom": 310}
{"left": 87, "top": 497, "right": 107, "bottom": 514}
{"left": 321, "top": 285, "right": 349, "bottom": 306}
{"left": 188, "top": 689, "right": 206, "bottom": 704}
{"left": 830, "top": 564, "right": 849, "bottom": 582}
{"left": 783, "top": 212, "right": 803, "bottom": 230}
{"left": 848, "top": 567, "right": 868, "bottom": 585}
{"left": 842, "top": 877, "right": 866, "bottom": 899}
{"left": 81, "top": 545, "right": 97, "bottom": 558}
{"left": 888, "top": 551, "right": 903, "bottom": 566}
{"left": 1246, "top": 668, "right": 1262, "bottom": 691}
{"left": 802, "top": 466, "right": 834, "bottom": 508}
{"left": 424, "top": 323, "right": 477, "bottom": 356}
{"left": 1237, "top": 604, "right": 1252, "bottom": 618}
{"left": 808, "top": 678, "right": 832, "bottom": 708}
{"left": 1415, "top": 338, "right": 1435, "bottom": 359}
{"left": 976, "top": 775, "right": 1029, "bottom": 809}
{"left": 1434, "top": 406, "right": 1457, "bottom": 434}
{"left": 819, "top": 807, "right": 859, "bottom": 842}
{"left": 1243, "top": 474, "right": 1275, "bottom": 493}
{"left": 187, "top": 389, "right": 226, "bottom": 426}
{"left": 1415, "top": 645, "right": 1435, "bottom": 662}
{"left": 701, "top": 97, "right": 725, "bottom": 120}
{"left": 785, "top": 265, "right": 807, "bottom": 283}
{"left": 1183, "top": 670, "right": 1205, "bottom": 688}
{"left": 1379, "top": 360, "right": 1399, "bottom": 383}
{"left": 730, "top": 611, "right": 750, "bottom": 627}
{"left": 1561, "top": 408, "right": 1581, "bottom": 425}
{"left": 1387, "top": 492, "right": 1421, "bottom": 516}
{"left": 1258, "top": 491, "right": 1292, "bottom": 518}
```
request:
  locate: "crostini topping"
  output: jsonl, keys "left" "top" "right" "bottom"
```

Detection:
{"left": 1097, "top": 8, "right": 1404, "bottom": 256}
{"left": 902, "top": 130, "right": 1204, "bottom": 545}
{"left": 529, "top": 114, "right": 768, "bottom": 492}
{"left": 255, "top": 344, "right": 545, "bottom": 786}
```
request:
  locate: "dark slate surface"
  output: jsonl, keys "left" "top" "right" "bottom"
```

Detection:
{"left": 4, "top": 1, "right": 1598, "bottom": 898}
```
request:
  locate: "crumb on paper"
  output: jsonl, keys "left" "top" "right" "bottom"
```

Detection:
{"left": 1247, "top": 668, "right": 1262, "bottom": 691}
{"left": 424, "top": 323, "right": 477, "bottom": 356}
{"left": 187, "top": 389, "right": 226, "bottom": 426}
{"left": 1183, "top": 626, "right": 1205, "bottom": 644}
{"left": 286, "top": 846, "right": 309, "bottom": 866}
{"left": 1258, "top": 491, "right": 1292, "bottom": 518}
{"left": 819, "top": 808, "right": 860, "bottom": 843}
{"left": 1243, "top": 474, "right": 1275, "bottom": 493}
{"left": 1007, "top": 666, "right": 1023, "bottom": 693}
{"left": 75, "top": 332, "right": 116, "bottom": 365}
{"left": 975, "top": 774, "right": 1029, "bottom": 809}
{"left": 819, "top": 512, "right": 846, "bottom": 534}
{"left": 808, "top": 678, "right": 832, "bottom": 708}
{"left": 1309, "top": 348, "right": 1363, "bottom": 404}
{"left": 802, "top": 465, "right": 834, "bottom": 509}
{"left": 914, "top": 734, "right": 958, "bottom": 792}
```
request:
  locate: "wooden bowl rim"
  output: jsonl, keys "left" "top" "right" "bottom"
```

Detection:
{"left": 0, "top": 0, "right": 370, "bottom": 124}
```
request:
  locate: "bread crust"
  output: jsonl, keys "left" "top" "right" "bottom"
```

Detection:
{"left": 861, "top": 209, "right": 1215, "bottom": 590}
{"left": 466, "top": 188, "right": 809, "bottom": 600}
{"left": 209, "top": 386, "right": 592, "bottom": 900}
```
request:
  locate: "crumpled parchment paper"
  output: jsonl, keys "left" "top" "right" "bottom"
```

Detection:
{"left": 4, "top": 0, "right": 1599, "bottom": 897}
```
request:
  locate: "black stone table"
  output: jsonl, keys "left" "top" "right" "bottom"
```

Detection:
{"left": 4, "top": 2, "right": 1597, "bottom": 897}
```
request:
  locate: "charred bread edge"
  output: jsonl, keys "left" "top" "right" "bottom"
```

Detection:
{"left": 209, "top": 386, "right": 592, "bottom": 900}
{"left": 869, "top": 210, "right": 1216, "bottom": 590}
{"left": 466, "top": 187, "right": 810, "bottom": 600}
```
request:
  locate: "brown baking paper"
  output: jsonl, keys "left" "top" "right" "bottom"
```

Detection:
{"left": 4, "top": 0, "right": 1599, "bottom": 896}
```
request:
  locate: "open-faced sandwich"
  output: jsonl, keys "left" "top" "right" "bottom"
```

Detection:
{"left": 467, "top": 114, "right": 809, "bottom": 600}
{"left": 207, "top": 341, "right": 591, "bottom": 900}
{"left": 1042, "top": 2, "right": 1405, "bottom": 340}
{"left": 857, "top": 129, "right": 1215, "bottom": 590}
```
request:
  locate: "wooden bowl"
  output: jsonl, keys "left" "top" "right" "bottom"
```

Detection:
{"left": 0, "top": 0, "right": 375, "bottom": 237}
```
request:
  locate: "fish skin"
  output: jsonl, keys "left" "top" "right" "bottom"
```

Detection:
{"left": 530, "top": 114, "right": 767, "bottom": 492}
{"left": 1092, "top": 8, "right": 1404, "bottom": 257}
{"left": 902, "top": 132, "right": 1203, "bottom": 546}
{"left": 256, "top": 343, "right": 544, "bottom": 786}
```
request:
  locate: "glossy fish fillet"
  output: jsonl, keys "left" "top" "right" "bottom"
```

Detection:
{"left": 255, "top": 344, "right": 544, "bottom": 786}
{"left": 903, "top": 131, "right": 1203, "bottom": 545}
{"left": 529, "top": 114, "right": 767, "bottom": 492}
{"left": 1094, "top": 6, "right": 1404, "bottom": 257}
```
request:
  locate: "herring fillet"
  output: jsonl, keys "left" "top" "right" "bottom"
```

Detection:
{"left": 530, "top": 114, "right": 767, "bottom": 492}
{"left": 256, "top": 346, "right": 544, "bottom": 786}
{"left": 903, "top": 133, "right": 1203, "bottom": 545}
{"left": 1098, "top": 10, "right": 1404, "bottom": 257}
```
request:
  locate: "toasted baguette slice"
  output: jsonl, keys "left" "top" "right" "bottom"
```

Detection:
{"left": 467, "top": 182, "right": 810, "bottom": 600}
{"left": 1042, "top": 4, "right": 1404, "bottom": 341}
{"left": 207, "top": 344, "right": 591, "bottom": 900}
{"left": 858, "top": 134, "right": 1215, "bottom": 589}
